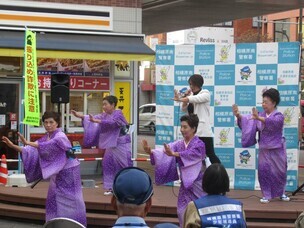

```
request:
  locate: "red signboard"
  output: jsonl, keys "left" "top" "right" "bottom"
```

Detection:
{"left": 9, "top": 113, "right": 17, "bottom": 121}
{"left": 38, "top": 75, "right": 110, "bottom": 90}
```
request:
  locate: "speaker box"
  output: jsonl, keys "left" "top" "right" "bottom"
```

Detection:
{"left": 51, "top": 74, "right": 70, "bottom": 103}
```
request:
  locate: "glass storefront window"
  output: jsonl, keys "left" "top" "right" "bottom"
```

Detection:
{"left": 87, "top": 92, "right": 103, "bottom": 115}
{"left": 69, "top": 93, "right": 85, "bottom": 127}
{"left": 31, "top": 91, "right": 109, "bottom": 133}
{"left": 46, "top": 93, "right": 59, "bottom": 113}
{"left": 274, "top": 19, "right": 290, "bottom": 42}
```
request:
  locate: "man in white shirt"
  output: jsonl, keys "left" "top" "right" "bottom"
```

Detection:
{"left": 174, "top": 74, "right": 221, "bottom": 164}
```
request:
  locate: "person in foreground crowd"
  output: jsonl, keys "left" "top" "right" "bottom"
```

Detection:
{"left": 232, "top": 88, "right": 290, "bottom": 204}
{"left": 142, "top": 114, "right": 206, "bottom": 226}
{"left": 174, "top": 74, "right": 221, "bottom": 164}
{"left": 71, "top": 95, "right": 132, "bottom": 196}
{"left": 295, "top": 211, "right": 304, "bottom": 228}
{"left": 2, "top": 111, "right": 87, "bottom": 226}
{"left": 111, "top": 167, "right": 153, "bottom": 227}
{"left": 183, "top": 163, "right": 247, "bottom": 228}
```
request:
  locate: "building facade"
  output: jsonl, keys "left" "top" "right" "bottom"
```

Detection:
{"left": 0, "top": 0, "right": 154, "bottom": 171}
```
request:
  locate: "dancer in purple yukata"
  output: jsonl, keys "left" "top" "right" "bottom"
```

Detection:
{"left": 232, "top": 88, "right": 290, "bottom": 204}
{"left": 71, "top": 95, "right": 132, "bottom": 196}
{"left": 2, "top": 111, "right": 87, "bottom": 226}
{"left": 142, "top": 114, "right": 206, "bottom": 226}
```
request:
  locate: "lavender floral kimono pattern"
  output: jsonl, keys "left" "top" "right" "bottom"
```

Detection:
{"left": 238, "top": 110, "right": 287, "bottom": 200}
{"left": 21, "top": 128, "right": 87, "bottom": 226}
{"left": 150, "top": 136, "right": 206, "bottom": 226}
{"left": 82, "top": 109, "right": 132, "bottom": 190}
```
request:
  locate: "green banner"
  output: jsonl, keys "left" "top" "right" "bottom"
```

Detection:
{"left": 23, "top": 29, "right": 40, "bottom": 126}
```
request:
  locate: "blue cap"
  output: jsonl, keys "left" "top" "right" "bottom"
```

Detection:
{"left": 113, "top": 167, "right": 153, "bottom": 205}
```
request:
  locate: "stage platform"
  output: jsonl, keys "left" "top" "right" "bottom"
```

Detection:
{"left": 0, "top": 179, "right": 302, "bottom": 228}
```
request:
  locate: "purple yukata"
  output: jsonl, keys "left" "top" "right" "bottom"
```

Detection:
{"left": 150, "top": 136, "right": 206, "bottom": 226}
{"left": 82, "top": 109, "right": 132, "bottom": 190}
{"left": 21, "top": 128, "right": 87, "bottom": 227}
{"left": 238, "top": 110, "right": 287, "bottom": 200}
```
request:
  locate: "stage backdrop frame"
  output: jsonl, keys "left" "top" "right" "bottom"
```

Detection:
{"left": 155, "top": 42, "right": 300, "bottom": 191}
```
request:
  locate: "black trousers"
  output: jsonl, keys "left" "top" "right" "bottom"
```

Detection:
{"left": 199, "top": 136, "right": 221, "bottom": 164}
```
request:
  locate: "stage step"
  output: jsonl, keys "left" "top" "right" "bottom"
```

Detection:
{"left": 0, "top": 201, "right": 44, "bottom": 221}
{"left": 247, "top": 221, "right": 295, "bottom": 228}
{"left": 0, "top": 184, "right": 302, "bottom": 228}
{"left": 0, "top": 201, "right": 179, "bottom": 227}
{"left": 0, "top": 200, "right": 299, "bottom": 228}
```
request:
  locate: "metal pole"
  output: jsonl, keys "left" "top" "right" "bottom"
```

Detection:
{"left": 257, "top": 16, "right": 261, "bottom": 42}
{"left": 299, "top": 8, "right": 303, "bottom": 45}
{"left": 293, "top": 8, "right": 304, "bottom": 196}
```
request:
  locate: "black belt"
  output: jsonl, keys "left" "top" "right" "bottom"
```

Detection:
{"left": 66, "top": 148, "right": 76, "bottom": 159}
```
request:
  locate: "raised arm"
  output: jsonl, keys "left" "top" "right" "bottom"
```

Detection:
{"left": 232, "top": 104, "right": 242, "bottom": 119}
{"left": 71, "top": 110, "right": 84, "bottom": 119}
{"left": 17, "top": 132, "right": 38, "bottom": 148}
{"left": 142, "top": 139, "right": 152, "bottom": 155}
{"left": 2, "top": 136, "right": 22, "bottom": 153}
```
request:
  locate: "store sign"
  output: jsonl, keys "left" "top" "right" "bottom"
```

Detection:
{"left": 114, "top": 81, "right": 131, "bottom": 123}
{"left": 114, "top": 61, "right": 131, "bottom": 77}
{"left": 167, "top": 27, "right": 234, "bottom": 45}
{"left": 9, "top": 113, "right": 17, "bottom": 121}
{"left": 38, "top": 76, "right": 109, "bottom": 91}
{"left": 23, "top": 29, "right": 40, "bottom": 126}
{"left": 0, "top": 1, "right": 113, "bottom": 31}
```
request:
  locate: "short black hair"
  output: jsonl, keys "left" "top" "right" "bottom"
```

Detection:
{"left": 203, "top": 163, "right": 230, "bottom": 195}
{"left": 262, "top": 88, "right": 280, "bottom": 107}
{"left": 42, "top": 111, "right": 61, "bottom": 127}
{"left": 180, "top": 114, "right": 199, "bottom": 133}
{"left": 103, "top": 95, "right": 118, "bottom": 107}
{"left": 188, "top": 74, "right": 204, "bottom": 88}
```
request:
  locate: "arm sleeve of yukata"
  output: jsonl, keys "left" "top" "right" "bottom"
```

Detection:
{"left": 259, "top": 112, "right": 284, "bottom": 132}
{"left": 151, "top": 143, "right": 179, "bottom": 185}
{"left": 183, "top": 201, "right": 201, "bottom": 228}
{"left": 82, "top": 115, "right": 101, "bottom": 148}
{"left": 36, "top": 133, "right": 71, "bottom": 179}
{"left": 21, "top": 146, "right": 43, "bottom": 183}
{"left": 239, "top": 114, "right": 258, "bottom": 148}
{"left": 178, "top": 139, "right": 205, "bottom": 189}
{"left": 187, "top": 90, "right": 210, "bottom": 104}
{"left": 100, "top": 110, "right": 128, "bottom": 130}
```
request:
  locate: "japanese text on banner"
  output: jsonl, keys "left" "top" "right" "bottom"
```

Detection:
{"left": 23, "top": 29, "right": 40, "bottom": 126}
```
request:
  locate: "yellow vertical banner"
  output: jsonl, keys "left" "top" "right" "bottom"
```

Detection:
{"left": 114, "top": 81, "right": 131, "bottom": 123}
{"left": 23, "top": 29, "right": 40, "bottom": 126}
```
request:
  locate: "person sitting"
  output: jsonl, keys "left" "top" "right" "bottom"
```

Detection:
{"left": 183, "top": 163, "right": 247, "bottom": 228}
{"left": 111, "top": 167, "right": 154, "bottom": 227}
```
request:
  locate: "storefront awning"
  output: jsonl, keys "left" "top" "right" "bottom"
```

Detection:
{"left": 0, "top": 30, "right": 155, "bottom": 61}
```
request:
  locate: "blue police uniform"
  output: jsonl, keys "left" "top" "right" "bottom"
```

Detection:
{"left": 194, "top": 195, "right": 246, "bottom": 228}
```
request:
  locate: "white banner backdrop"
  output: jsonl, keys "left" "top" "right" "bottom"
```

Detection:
{"left": 155, "top": 42, "right": 300, "bottom": 191}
